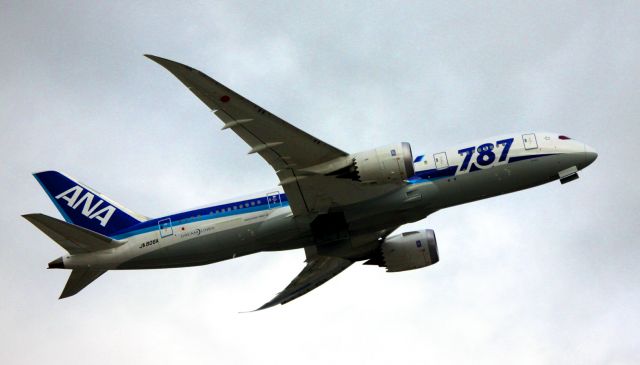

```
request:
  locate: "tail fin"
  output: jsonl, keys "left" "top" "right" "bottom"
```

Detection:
{"left": 33, "top": 171, "right": 147, "bottom": 237}
{"left": 22, "top": 214, "right": 118, "bottom": 299}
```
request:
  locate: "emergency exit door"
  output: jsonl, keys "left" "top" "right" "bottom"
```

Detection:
{"left": 522, "top": 133, "right": 538, "bottom": 150}
{"left": 158, "top": 218, "right": 173, "bottom": 238}
{"left": 433, "top": 152, "right": 449, "bottom": 169}
{"left": 266, "top": 191, "right": 282, "bottom": 208}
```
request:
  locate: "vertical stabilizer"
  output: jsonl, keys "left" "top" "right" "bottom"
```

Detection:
{"left": 32, "top": 171, "right": 147, "bottom": 237}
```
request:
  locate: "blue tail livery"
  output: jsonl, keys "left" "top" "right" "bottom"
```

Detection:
{"left": 33, "top": 171, "right": 147, "bottom": 237}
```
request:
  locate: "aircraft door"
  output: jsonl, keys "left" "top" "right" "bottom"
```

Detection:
{"left": 266, "top": 191, "right": 282, "bottom": 209}
{"left": 433, "top": 152, "right": 449, "bottom": 170}
{"left": 522, "top": 133, "right": 538, "bottom": 150}
{"left": 158, "top": 218, "right": 173, "bottom": 238}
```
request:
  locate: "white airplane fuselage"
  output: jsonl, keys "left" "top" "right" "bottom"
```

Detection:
{"left": 58, "top": 132, "right": 597, "bottom": 271}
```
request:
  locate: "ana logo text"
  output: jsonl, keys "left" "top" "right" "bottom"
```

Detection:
{"left": 55, "top": 186, "right": 116, "bottom": 227}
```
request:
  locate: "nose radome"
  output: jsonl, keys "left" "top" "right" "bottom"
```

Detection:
{"left": 583, "top": 143, "right": 598, "bottom": 167}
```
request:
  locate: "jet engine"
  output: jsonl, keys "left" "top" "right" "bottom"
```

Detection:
{"left": 365, "top": 229, "right": 439, "bottom": 272}
{"left": 325, "top": 142, "right": 415, "bottom": 184}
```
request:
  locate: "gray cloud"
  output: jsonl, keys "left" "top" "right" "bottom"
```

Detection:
{"left": 1, "top": 1, "right": 638, "bottom": 364}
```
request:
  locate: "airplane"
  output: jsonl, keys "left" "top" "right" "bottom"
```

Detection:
{"left": 23, "top": 55, "right": 598, "bottom": 310}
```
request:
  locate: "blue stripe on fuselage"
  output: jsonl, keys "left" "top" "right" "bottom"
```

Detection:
{"left": 408, "top": 165, "right": 458, "bottom": 183}
{"left": 407, "top": 153, "right": 556, "bottom": 184}
{"left": 110, "top": 153, "right": 556, "bottom": 237}
{"left": 110, "top": 193, "right": 289, "bottom": 239}
{"left": 507, "top": 153, "right": 553, "bottom": 163}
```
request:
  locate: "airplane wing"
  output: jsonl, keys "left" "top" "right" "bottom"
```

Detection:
{"left": 255, "top": 247, "right": 353, "bottom": 311}
{"left": 147, "top": 55, "right": 397, "bottom": 216}
{"left": 146, "top": 55, "right": 349, "bottom": 215}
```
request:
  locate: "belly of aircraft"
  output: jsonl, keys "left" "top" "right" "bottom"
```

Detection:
{"left": 118, "top": 214, "right": 309, "bottom": 269}
{"left": 118, "top": 153, "right": 572, "bottom": 270}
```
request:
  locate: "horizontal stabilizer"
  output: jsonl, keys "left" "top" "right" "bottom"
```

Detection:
{"left": 23, "top": 213, "right": 124, "bottom": 254}
{"left": 60, "top": 269, "right": 107, "bottom": 299}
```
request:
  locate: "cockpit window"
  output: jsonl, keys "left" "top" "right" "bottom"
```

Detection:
{"left": 558, "top": 135, "right": 571, "bottom": 140}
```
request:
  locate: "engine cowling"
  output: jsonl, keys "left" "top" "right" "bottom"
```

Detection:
{"left": 351, "top": 142, "right": 415, "bottom": 184}
{"left": 366, "top": 229, "right": 439, "bottom": 272}
{"left": 305, "top": 142, "right": 414, "bottom": 185}
{"left": 324, "top": 142, "right": 414, "bottom": 184}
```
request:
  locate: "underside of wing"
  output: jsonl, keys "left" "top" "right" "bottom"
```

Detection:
{"left": 255, "top": 250, "right": 353, "bottom": 311}
{"left": 146, "top": 55, "right": 349, "bottom": 215}
{"left": 147, "top": 55, "right": 410, "bottom": 217}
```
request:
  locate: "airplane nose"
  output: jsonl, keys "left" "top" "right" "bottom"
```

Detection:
{"left": 583, "top": 143, "right": 598, "bottom": 167}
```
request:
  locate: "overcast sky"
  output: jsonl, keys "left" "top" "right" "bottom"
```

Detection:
{"left": 1, "top": 1, "right": 639, "bottom": 364}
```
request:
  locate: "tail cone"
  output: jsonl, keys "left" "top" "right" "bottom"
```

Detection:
{"left": 48, "top": 257, "right": 64, "bottom": 269}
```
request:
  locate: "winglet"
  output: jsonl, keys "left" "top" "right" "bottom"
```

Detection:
{"left": 144, "top": 54, "right": 178, "bottom": 66}
{"left": 145, "top": 54, "right": 195, "bottom": 73}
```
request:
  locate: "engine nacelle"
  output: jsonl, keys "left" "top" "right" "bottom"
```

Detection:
{"left": 352, "top": 142, "right": 415, "bottom": 184}
{"left": 305, "top": 142, "right": 414, "bottom": 185}
{"left": 366, "top": 229, "right": 439, "bottom": 272}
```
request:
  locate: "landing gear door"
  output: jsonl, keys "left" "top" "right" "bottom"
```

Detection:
{"left": 522, "top": 133, "right": 538, "bottom": 150}
{"left": 266, "top": 191, "right": 282, "bottom": 209}
{"left": 158, "top": 218, "right": 173, "bottom": 238}
{"left": 433, "top": 152, "right": 449, "bottom": 170}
